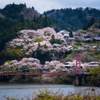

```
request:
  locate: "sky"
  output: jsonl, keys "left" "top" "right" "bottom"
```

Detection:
{"left": 0, "top": 0, "right": 100, "bottom": 14}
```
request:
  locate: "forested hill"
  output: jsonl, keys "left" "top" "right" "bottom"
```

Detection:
{"left": 0, "top": 3, "right": 54, "bottom": 52}
{"left": 44, "top": 7, "right": 100, "bottom": 31}
{"left": 0, "top": 3, "right": 40, "bottom": 19}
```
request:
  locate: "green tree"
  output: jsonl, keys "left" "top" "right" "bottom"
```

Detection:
{"left": 51, "top": 34, "right": 55, "bottom": 40}
{"left": 44, "top": 15, "right": 49, "bottom": 27}
{"left": 39, "top": 14, "right": 42, "bottom": 19}
{"left": 48, "top": 18, "right": 53, "bottom": 25}
{"left": 69, "top": 31, "right": 73, "bottom": 37}
{"left": 33, "top": 15, "right": 37, "bottom": 22}
{"left": 38, "top": 42, "right": 41, "bottom": 49}
{"left": 87, "top": 17, "right": 96, "bottom": 28}
{"left": 20, "top": 12, "right": 24, "bottom": 22}
{"left": 31, "top": 23, "right": 35, "bottom": 29}
{"left": 54, "top": 26, "right": 60, "bottom": 32}
{"left": 89, "top": 66, "right": 100, "bottom": 76}
{"left": 44, "top": 43, "right": 48, "bottom": 49}
{"left": 83, "top": 24, "right": 87, "bottom": 30}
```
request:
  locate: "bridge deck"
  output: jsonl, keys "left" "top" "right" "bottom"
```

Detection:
{"left": 0, "top": 73, "right": 81, "bottom": 76}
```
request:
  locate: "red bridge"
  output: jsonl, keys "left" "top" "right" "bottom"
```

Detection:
{"left": 0, "top": 54, "right": 81, "bottom": 76}
{"left": 0, "top": 73, "right": 81, "bottom": 76}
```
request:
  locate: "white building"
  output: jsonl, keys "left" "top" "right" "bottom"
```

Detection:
{"left": 89, "top": 61, "right": 99, "bottom": 68}
{"left": 58, "top": 30, "right": 70, "bottom": 39}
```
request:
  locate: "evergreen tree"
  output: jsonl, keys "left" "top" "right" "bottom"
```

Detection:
{"left": 87, "top": 17, "right": 96, "bottom": 28}
{"left": 54, "top": 26, "right": 60, "bottom": 32}
{"left": 20, "top": 12, "right": 24, "bottom": 22}
{"left": 39, "top": 14, "right": 42, "bottom": 19}
{"left": 32, "top": 23, "right": 35, "bottom": 29}
{"left": 83, "top": 24, "right": 87, "bottom": 30}
{"left": 51, "top": 34, "right": 55, "bottom": 40}
{"left": 36, "top": 17, "right": 39, "bottom": 23}
{"left": 32, "top": 6, "right": 34, "bottom": 10}
{"left": 44, "top": 15, "right": 49, "bottom": 27}
{"left": 35, "top": 24, "right": 38, "bottom": 30}
{"left": 33, "top": 15, "right": 37, "bottom": 22}
{"left": 38, "top": 42, "right": 40, "bottom": 49}
{"left": 66, "top": 28, "right": 73, "bottom": 37}
{"left": 48, "top": 18, "right": 53, "bottom": 25}
{"left": 44, "top": 43, "right": 47, "bottom": 49}
{"left": 69, "top": 31, "right": 73, "bottom": 37}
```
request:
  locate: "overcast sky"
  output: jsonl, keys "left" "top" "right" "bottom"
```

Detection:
{"left": 0, "top": 0, "right": 100, "bottom": 13}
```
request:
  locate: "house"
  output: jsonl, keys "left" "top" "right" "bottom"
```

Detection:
{"left": 64, "top": 60, "right": 84, "bottom": 69}
{"left": 95, "top": 37, "right": 100, "bottom": 42}
{"left": 83, "top": 34, "right": 92, "bottom": 40}
{"left": 73, "top": 32, "right": 81, "bottom": 36}
{"left": 89, "top": 61, "right": 99, "bottom": 68}
{"left": 67, "top": 38, "right": 76, "bottom": 42}
{"left": 84, "top": 34, "right": 91, "bottom": 38}
{"left": 84, "top": 45, "right": 93, "bottom": 50}
{"left": 64, "top": 62, "right": 74, "bottom": 69}
{"left": 64, "top": 34, "right": 69, "bottom": 39}
{"left": 58, "top": 30, "right": 70, "bottom": 39}
{"left": 93, "top": 46, "right": 100, "bottom": 50}
{"left": 77, "top": 47, "right": 86, "bottom": 51}
{"left": 67, "top": 46, "right": 75, "bottom": 50}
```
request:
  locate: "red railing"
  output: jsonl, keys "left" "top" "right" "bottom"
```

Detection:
{"left": 0, "top": 73, "right": 81, "bottom": 76}
{"left": 0, "top": 54, "right": 81, "bottom": 76}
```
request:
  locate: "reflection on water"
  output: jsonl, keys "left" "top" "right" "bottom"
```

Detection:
{"left": 0, "top": 83, "right": 99, "bottom": 100}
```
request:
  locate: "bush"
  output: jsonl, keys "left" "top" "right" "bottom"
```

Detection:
{"left": 84, "top": 39, "right": 91, "bottom": 43}
{"left": 4, "top": 60, "right": 12, "bottom": 64}
{"left": 87, "top": 67, "right": 100, "bottom": 86}
{"left": 4, "top": 48, "right": 24, "bottom": 59}
{"left": 4, "top": 88, "right": 100, "bottom": 100}
{"left": 89, "top": 66, "right": 100, "bottom": 76}
{"left": 81, "top": 30, "right": 87, "bottom": 33}
{"left": 50, "top": 39, "right": 62, "bottom": 44}
{"left": 35, "top": 38, "right": 44, "bottom": 42}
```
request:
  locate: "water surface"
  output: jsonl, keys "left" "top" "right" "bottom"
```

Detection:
{"left": 0, "top": 83, "right": 99, "bottom": 100}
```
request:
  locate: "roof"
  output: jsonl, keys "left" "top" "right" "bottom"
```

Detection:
{"left": 95, "top": 37, "right": 100, "bottom": 40}
{"left": 58, "top": 30, "right": 70, "bottom": 34}
{"left": 64, "top": 34, "right": 69, "bottom": 36}
{"left": 68, "top": 38, "right": 76, "bottom": 40}
{"left": 84, "top": 34, "right": 91, "bottom": 36}
{"left": 90, "top": 61, "right": 99, "bottom": 64}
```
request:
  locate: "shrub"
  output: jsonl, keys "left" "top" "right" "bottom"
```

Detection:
{"left": 4, "top": 88, "right": 100, "bottom": 100}
{"left": 84, "top": 39, "right": 91, "bottom": 43}
{"left": 4, "top": 60, "right": 12, "bottom": 64}
{"left": 50, "top": 39, "right": 62, "bottom": 44}
{"left": 75, "top": 37, "right": 78, "bottom": 39}
{"left": 35, "top": 38, "right": 44, "bottom": 42}
{"left": 81, "top": 30, "right": 87, "bottom": 33}
{"left": 33, "top": 88, "right": 59, "bottom": 100}
{"left": 89, "top": 66, "right": 100, "bottom": 76}
{"left": 4, "top": 48, "right": 24, "bottom": 59}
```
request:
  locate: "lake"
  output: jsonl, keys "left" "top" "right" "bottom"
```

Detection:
{"left": 0, "top": 83, "right": 99, "bottom": 100}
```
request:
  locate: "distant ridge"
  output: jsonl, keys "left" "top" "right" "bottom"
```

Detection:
{"left": 0, "top": 3, "right": 40, "bottom": 19}
{"left": 44, "top": 7, "right": 100, "bottom": 31}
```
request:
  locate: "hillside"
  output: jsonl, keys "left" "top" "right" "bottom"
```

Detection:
{"left": 0, "top": 3, "right": 100, "bottom": 84}
{"left": 1, "top": 4, "right": 100, "bottom": 31}
{"left": 0, "top": 3, "right": 40, "bottom": 19}
{"left": 44, "top": 7, "right": 100, "bottom": 31}
{"left": 0, "top": 3, "right": 54, "bottom": 52}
